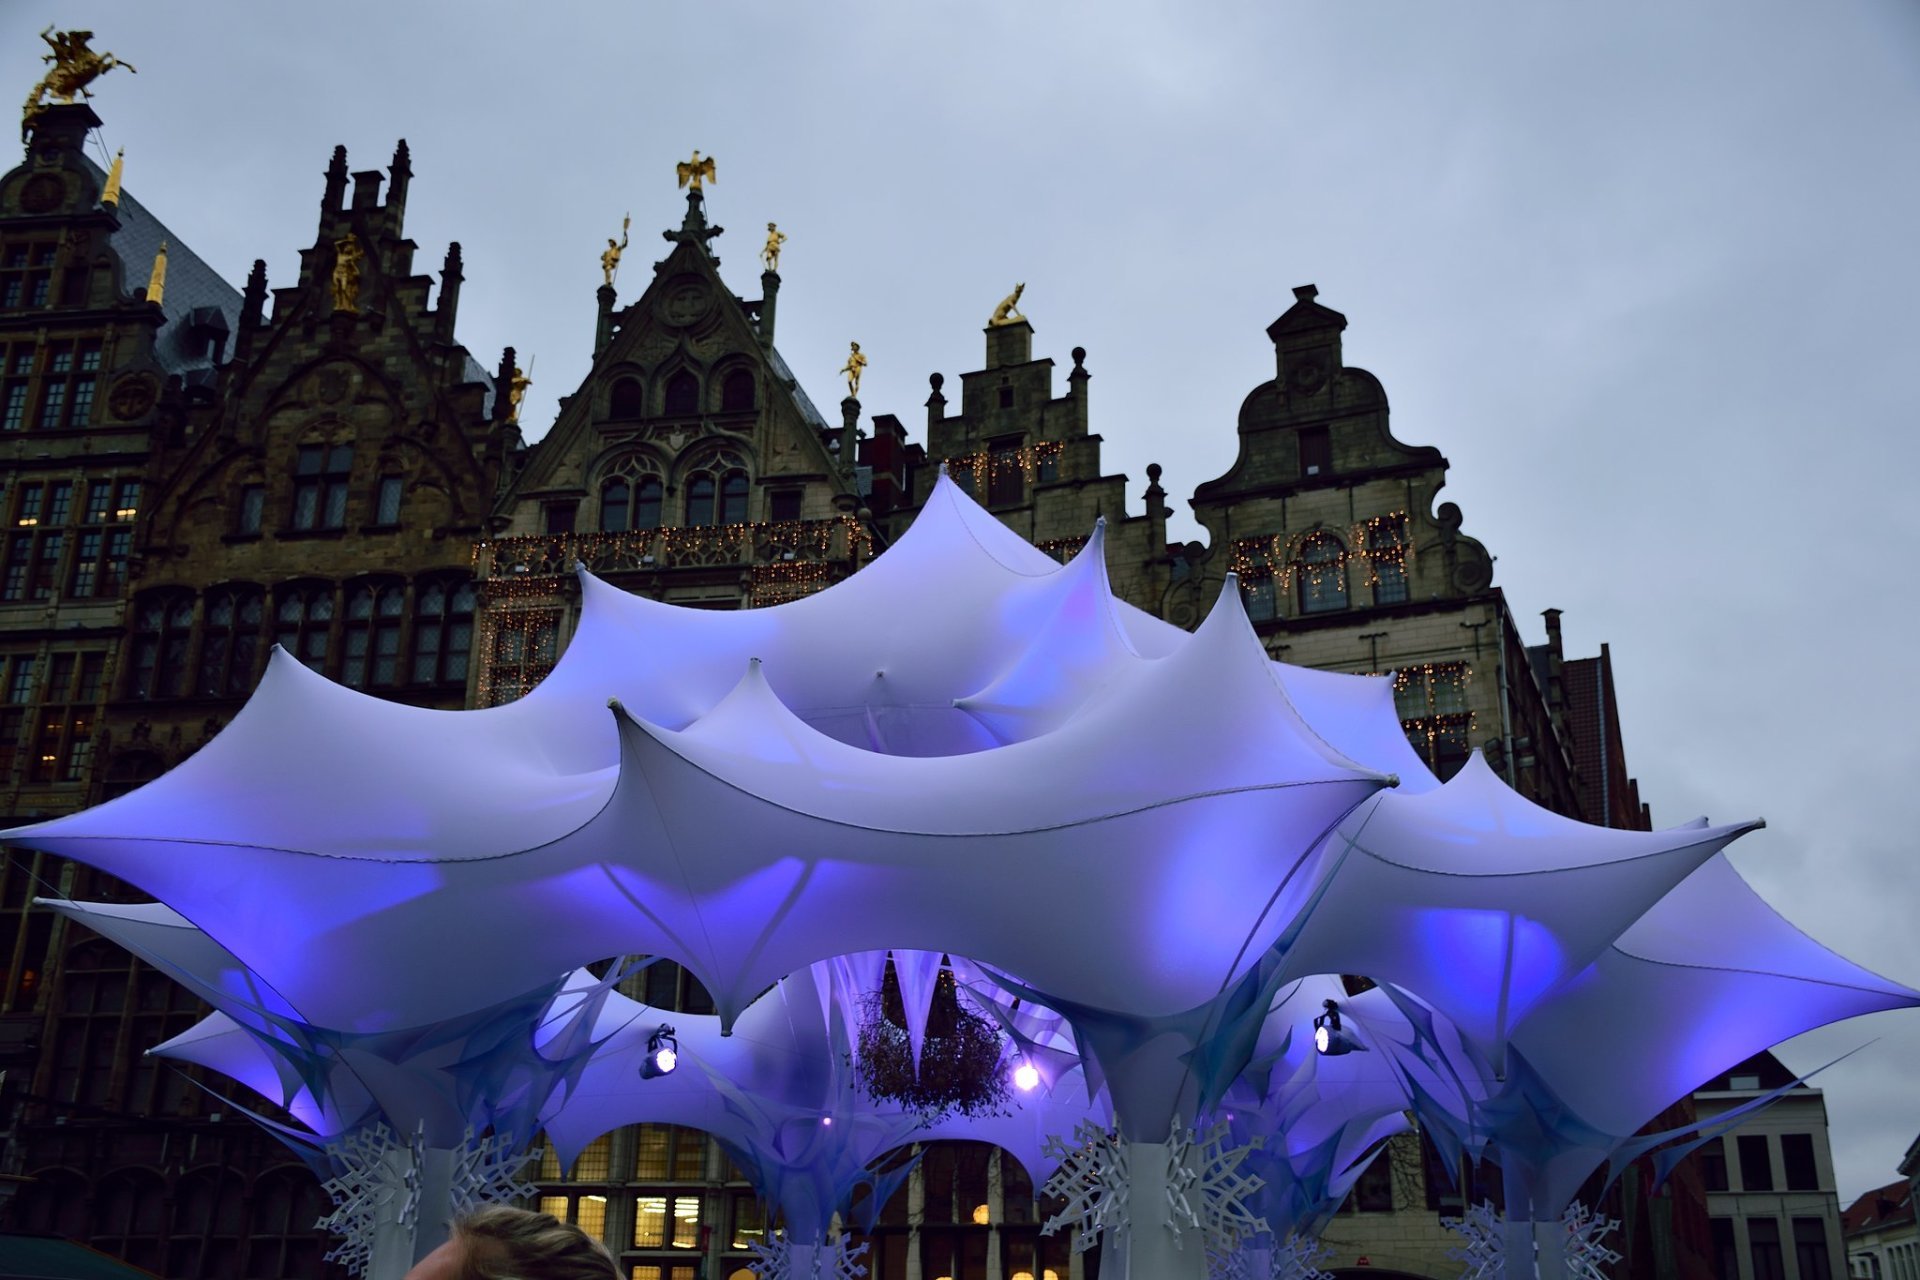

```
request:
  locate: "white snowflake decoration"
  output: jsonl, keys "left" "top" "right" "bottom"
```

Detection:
{"left": 1444, "top": 1200, "right": 1622, "bottom": 1280}
{"left": 446, "top": 1127, "right": 538, "bottom": 1216}
{"left": 747, "top": 1233, "right": 870, "bottom": 1280}
{"left": 1041, "top": 1120, "right": 1132, "bottom": 1253}
{"left": 1212, "top": 1232, "right": 1336, "bottom": 1280}
{"left": 317, "top": 1123, "right": 426, "bottom": 1278}
{"left": 1166, "top": 1118, "right": 1267, "bottom": 1255}
{"left": 1562, "top": 1202, "right": 1623, "bottom": 1280}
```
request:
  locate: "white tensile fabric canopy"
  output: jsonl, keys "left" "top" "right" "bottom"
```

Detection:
{"left": 9, "top": 471, "right": 1917, "bottom": 1280}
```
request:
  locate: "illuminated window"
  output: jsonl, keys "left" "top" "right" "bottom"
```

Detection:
{"left": 1295, "top": 532, "right": 1347, "bottom": 614}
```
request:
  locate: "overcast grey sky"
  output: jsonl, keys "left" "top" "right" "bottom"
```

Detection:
{"left": 8, "top": 1, "right": 1919, "bottom": 1204}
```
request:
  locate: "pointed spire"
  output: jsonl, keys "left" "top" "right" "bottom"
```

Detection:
{"left": 662, "top": 187, "right": 724, "bottom": 260}
{"left": 99, "top": 147, "right": 124, "bottom": 209}
{"left": 322, "top": 144, "right": 348, "bottom": 214}
{"left": 236, "top": 259, "right": 267, "bottom": 362}
{"left": 146, "top": 241, "right": 168, "bottom": 308}
{"left": 387, "top": 138, "right": 412, "bottom": 214}
{"left": 436, "top": 241, "right": 463, "bottom": 340}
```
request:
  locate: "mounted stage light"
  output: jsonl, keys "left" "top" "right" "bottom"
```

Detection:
{"left": 1012, "top": 1061, "right": 1041, "bottom": 1092}
{"left": 640, "top": 1024, "right": 679, "bottom": 1078}
{"left": 1312, "top": 999, "right": 1366, "bottom": 1056}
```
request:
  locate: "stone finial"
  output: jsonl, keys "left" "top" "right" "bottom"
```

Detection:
{"left": 1292, "top": 284, "right": 1318, "bottom": 303}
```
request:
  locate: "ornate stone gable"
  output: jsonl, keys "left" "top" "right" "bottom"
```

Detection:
{"left": 499, "top": 196, "right": 846, "bottom": 536}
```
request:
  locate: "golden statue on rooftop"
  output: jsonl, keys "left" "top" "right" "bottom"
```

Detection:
{"left": 989, "top": 283, "right": 1026, "bottom": 327}
{"left": 601, "top": 214, "right": 630, "bottom": 286}
{"left": 507, "top": 358, "right": 534, "bottom": 424}
{"left": 676, "top": 150, "right": 716, "bottom": 191}
{"left": 840, "top": 342, "right": 867, "bottom": 398}
{"left": 22, "top": 27, "right": 136, "bottom": 140}
{"left": 761, "top": 222, "right": 786, "bottom": 273}
{"left": 331, "top": 233, "right": 365, "bottom": 313}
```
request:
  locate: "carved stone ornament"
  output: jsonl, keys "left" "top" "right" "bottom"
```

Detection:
{"left": 659, "top": 276, "right": 713, "bottom": 328}
{"left": 20, "top": 173, "right": 64, "bottom": 214}
{"left": 108, "top": 375, "right": 157, "bottom": 421}
{"left": 316, "top": 366, "right": 351, "bottom": 405}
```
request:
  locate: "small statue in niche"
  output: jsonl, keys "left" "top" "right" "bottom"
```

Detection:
{"left": 331, "top": 233, "right": 365, "bottom": 313}
{"left": 839, "top": 342, "right": 866, "bottom": 398}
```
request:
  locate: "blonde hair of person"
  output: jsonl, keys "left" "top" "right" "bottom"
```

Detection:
{"left": 452, "top": 1205, "right": 619, "bottom": 1280}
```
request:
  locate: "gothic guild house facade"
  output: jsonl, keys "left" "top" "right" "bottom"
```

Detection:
{"left": 0, "top": 89, "right": 1692, "bottom": 1280}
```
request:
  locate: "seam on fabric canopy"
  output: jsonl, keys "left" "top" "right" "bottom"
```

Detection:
{"left": 1344, "top": 826, "right": 1752, "bottom": 878}
{"left": 1605, "top": 943, "right": 1918, "bottom": 995}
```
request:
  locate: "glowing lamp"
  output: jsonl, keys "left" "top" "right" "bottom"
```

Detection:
{"left": 639, "top": 1024, "right": 679, "bottom": 1078}
{"left": 1013, "top": 1061, "right": 1041, "bottom": 1091}
{"left": 1312, "top": 999, "right": 1366, "bottom": 1057}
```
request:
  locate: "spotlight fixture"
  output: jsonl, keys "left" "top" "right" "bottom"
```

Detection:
{"left": 1012, "top": 1061, "right": 1041, "bottom": 1092}
{"left": 1312, "top": 999, "right": 1366, "bottom": 1056}
{"left": 640, "top": 1024, "right": 679, "bottom": 1078}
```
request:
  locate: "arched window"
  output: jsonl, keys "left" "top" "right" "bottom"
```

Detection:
{"left": 686, "top": 475, "right": 716, "bottom": 526}
{"left": 170, "top": 1168, "right": 247, "bottom": 1279}
{"left": 198, "top": 585, "right": 263, "bottom": 697}
{"left": 719, "top": 470, "right": 749, "bottom": 524}
{"left": 600, "top": 478, "right": 630, "bottom": 532}
{"left": 664, "top": 370, "right": 699, "bottom": 416}
{"left": 11, "top": 1168, "right": 88, "bottom": 1238}
{"left": 341, "top": 580, "right": 406, "bottom": 689}
{"left": 682, "top": 451, "right": 750, "bottom": 528}
{"left": 94, "top": 1169, "right": 166, "bottom": 1272}
{"left": 129, "top": 592, "right": 194, "bottom": 699}
{"left": 246, "top": 1167, "right": 330, "bottom": 1279}
{"left": 610, "top": 376, "right": 644, "bottom": 419}
{"left": 274, "top": 581, "right": 335, "bottom": 672}
{"left": 412, "top": 577, "right": 476, "bottom": 685}
{"left": 634, "top": 476, "right": 663, "bottom": 530}
{"left": 1296, "top": 532, "right": 1348, "bottom": 615}
{"left": 721, "top": 369, "right": 755, "bottom": 412}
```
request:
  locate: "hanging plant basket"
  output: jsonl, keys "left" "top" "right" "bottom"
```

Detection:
{"left": 854, "top": 956, "right": 1010, "bottom": 1123}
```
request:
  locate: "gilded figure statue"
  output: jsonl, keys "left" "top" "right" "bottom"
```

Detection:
{"left": 989, "top": 283, "right": 1026, "bottom": 327}
{"left": 23, "top": 27, "right": 136, "bottom": 140}
{"left": 839, "top": 342, "right": 867, "bottom": 398}
{"left": 331, "top": 234, "right": 365, "bottom": 312}
{"left": 676, "top": 150, "right": 716, "bottom": 191}
{"left": 761, "top": 222, "right": 787, "bottom": 273}
{"left": 506, "top": 357, "right": 534, "bottom": 424}
{"left": 601, "top": 214, "right": 630, "bottom": 286}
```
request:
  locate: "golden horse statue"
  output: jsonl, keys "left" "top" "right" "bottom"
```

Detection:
{"left": 23, "top": 28, "right": 136, "bottom": 140}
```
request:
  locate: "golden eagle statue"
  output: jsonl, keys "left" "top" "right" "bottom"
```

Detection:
{"left": 676, "top": 150, "right": 717, "bottom": 191}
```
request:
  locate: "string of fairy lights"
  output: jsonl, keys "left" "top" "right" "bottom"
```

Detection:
{"left": 1229, "top": 512, "right": 1414, "bottom": 591}
{"left": 1035, "top": 536, "right": 1089, "bottom": 564}
{"left": 939, "top": 440, "right": 1066, "bottom": 492}
{"left": 1385, "top": 660, "right": 1474, "bottom": 756}
{"left": 469, "top": 517, "right": 873, "bottom": 702}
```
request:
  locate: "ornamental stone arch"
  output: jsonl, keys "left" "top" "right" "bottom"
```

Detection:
{"left": 658, "top": 360, "right": 703, "bottom": 419}
{"left": 675, "top": 444, "right": 754, "bottom": 527}
{"left": 598, "top": 363, "right": 646, "bottom": 422}
{"left": 708, "top": 355, "right": 759, "bottom": 415}
{"left": 592, "top": 447, "right": 670, "bottom": 535}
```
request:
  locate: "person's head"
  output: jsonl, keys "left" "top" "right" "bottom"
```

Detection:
{"left": 403, "top": 1205, "right": 619, "bottom": 1280}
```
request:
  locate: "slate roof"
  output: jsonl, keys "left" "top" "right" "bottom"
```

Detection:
{"left": 767, "top": 343, "right": 830, "bottom": 432}
{"left": 79, "top": 154, "right": 243, "bottom": 381}
{"left": 1843, "top": 1179, "right": 1914, "bottom": 1237}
